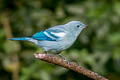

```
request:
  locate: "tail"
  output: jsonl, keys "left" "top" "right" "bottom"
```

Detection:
{"left": 9, "top": 37, "right": 31, "bottom": 41}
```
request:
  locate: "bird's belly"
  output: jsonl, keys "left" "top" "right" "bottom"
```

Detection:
{"left": 37, "top": 38, "right": 75, "bottom": 53}
{"left": 37, "top": 41, "right": 65, "bottom": 53}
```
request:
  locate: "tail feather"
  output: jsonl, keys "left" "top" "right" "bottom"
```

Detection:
{"left": 9, "top": 37, "right": 31, "bottom": 41}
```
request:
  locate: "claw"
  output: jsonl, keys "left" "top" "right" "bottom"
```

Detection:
{"left": 58, "top": 54, "right": 67, "bottom": 61}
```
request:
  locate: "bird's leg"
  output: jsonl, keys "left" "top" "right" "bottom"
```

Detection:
{"left": 44, "top": 51, "right": 48, "bottom": 54}
{"left": 58, "top": 54, "right": 66, "bottom": 60}
{"left": 57, "top": 53, "right": 70, "bottom": 65}
{"left": 57, "top": 52, "right": 67, "bottom": 61}
{"left": 44, "top": 51, "right": 53, "bottom": 56}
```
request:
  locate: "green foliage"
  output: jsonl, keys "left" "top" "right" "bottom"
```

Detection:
{"left": 0, "top": 0, "right": 120, "bottom": 80}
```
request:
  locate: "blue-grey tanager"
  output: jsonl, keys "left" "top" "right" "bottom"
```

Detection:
{"left": 9, "top": 21, "right": 86, "bottom": 54}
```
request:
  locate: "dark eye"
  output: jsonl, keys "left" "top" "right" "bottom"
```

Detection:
{"left": 77, "top": 25, "right": 80, "bottom": 28}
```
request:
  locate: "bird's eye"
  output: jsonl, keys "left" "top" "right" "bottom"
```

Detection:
{"left": 77, "top": 25, "right": 80, "bottom": 28}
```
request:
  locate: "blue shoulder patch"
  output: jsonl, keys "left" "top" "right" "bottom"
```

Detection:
{"left": 32, "top": 31, "right": 59, "bottom": 41}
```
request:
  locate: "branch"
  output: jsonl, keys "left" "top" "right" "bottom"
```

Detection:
{"left": 34, "top": 53, "right": 108, "bottom": 80}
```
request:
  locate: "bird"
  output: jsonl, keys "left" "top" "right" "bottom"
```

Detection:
{"left": 9, "top": 21, "right": 86, "bottom": 54}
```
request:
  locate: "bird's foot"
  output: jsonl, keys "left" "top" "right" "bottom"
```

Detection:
{"left": 44, "top": 51, "right": 53, "bottom": 57}
{"left": 44, "top": 52, "right": 67, "bottom": 61}
{"left": 57, "top": 54, "right": 67, "bottom": 61}
{"left": 58, "top": 54, "right": 70, "bottom": 64}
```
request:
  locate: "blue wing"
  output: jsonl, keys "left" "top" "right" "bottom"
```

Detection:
{"left": 32, "top": 28, "right": 65, "bottom": 41}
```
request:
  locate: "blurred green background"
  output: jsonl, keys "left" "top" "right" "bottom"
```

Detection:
{"left": 0, "top": 0, "right": 120, "bottom": 80}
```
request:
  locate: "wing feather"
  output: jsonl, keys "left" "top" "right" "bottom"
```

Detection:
{"left": 32, "top": 28, "right": 66, "bottom": 41}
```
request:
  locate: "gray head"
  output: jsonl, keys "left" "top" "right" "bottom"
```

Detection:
{"left": 64, "top": 21, "right": 86, "bottom": 37}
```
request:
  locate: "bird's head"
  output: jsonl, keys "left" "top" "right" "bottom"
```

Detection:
{"left": 65, "top": 21, "right": 86, "bottom": 37}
